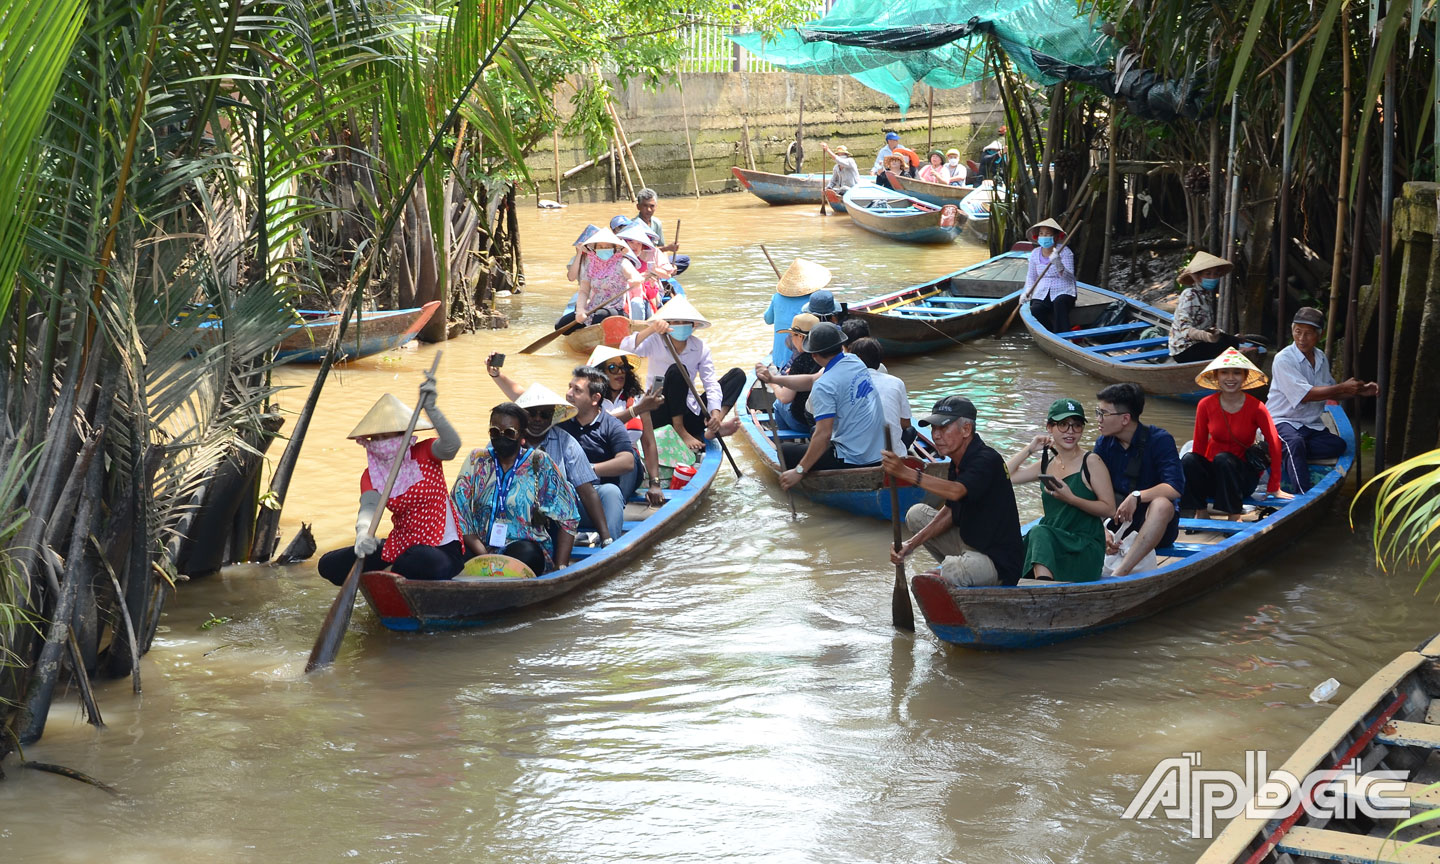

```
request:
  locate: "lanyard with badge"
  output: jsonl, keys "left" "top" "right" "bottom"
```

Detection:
{"left": 486, "top": 445, "right": 533, "bottom": 549}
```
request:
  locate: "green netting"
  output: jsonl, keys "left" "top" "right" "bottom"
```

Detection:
{"left": 730, "top": 0, "right": 1113, "bottom": 114}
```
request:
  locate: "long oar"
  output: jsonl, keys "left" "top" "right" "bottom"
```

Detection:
{"left": 884, "top": 427, "right": 915, "bottom": 631}
{"left": 999, "top": 218, "right": 1084, "bottom": 336}
{"left": 661, "top": 333, "right": 742, "bottom": 478}
{"left": 759, "top": 244, "right": 782, "bottom": 279}
{"left": 519, "top": 318, "right": 583, "bottom": 355}
{"left": 307, "top": 352, "right": 443, "bottom": 673}
{"left": 767, "top": 389, "right": 798, "bottom": 518}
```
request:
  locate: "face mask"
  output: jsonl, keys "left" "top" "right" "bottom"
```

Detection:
{"left": 1201, "top": 277, "right": 1221, "bottom": 290}
{"left": 1037, "top": 235, "right": 1055, "bottom": 249}
{"left": 490, "top": 436, "right": 520, "bottom": 459}
{"left": 594, "top": 248, "right": 615, "bottom": 261}
{"left": 948, "top": 158, "right": 959, "bottom": 166}
{"left": 670, "top": 323, "right": 694, "bottom": 341}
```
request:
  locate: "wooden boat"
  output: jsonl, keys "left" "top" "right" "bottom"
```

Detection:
{"left": 959, "top": 182, "right": 995, "bottom": 243}
{"left": 358, "top": 440, "right": 723, "bottom": 631}
{"left": 1198, "top": 631, "right": 1440, "bottom": 864}
{"left": 909, "top": 406, "right": 1353, "bottom": 649}
{"left": 1021, "top": 281, "right": 1264, "bottom": 401}
{"left": 823, "top": 187, "right": 849, "bottom": 214}
{"left": 884, "top": 170, "right": 975, "bottom": 206}
{"left": 738, "top": 373, "right": 947, "bottom": 520}
{"left": 273, "top": 301, "right": 439, "bottom": 363}
{"left": 840, "top": 185, "right": 964, "bottom": 245}
{"left": 558, "top": 281, "right": 684, "bottom": 355}
{"left": 846, "top": 250, "right": 1026, "bottom": 357}
{"left": 731, "top": 167, "right": 828, "bottom": 205}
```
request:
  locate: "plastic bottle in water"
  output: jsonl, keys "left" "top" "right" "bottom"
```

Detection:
{"left": 1310, "top": 677, "right": 1340, "bottom": 703}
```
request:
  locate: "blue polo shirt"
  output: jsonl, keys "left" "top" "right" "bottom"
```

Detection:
{"left": 1095, "top": 423, "right": 1185, "bottom": 513}
{"left": 560, "top": 411, "right": 637, "bottom": 482}
{"left": 809, "top": 352, "right": 885, "bottom": 465}
{"left": 538, "top": 426, "right": 598, "bottom": 488}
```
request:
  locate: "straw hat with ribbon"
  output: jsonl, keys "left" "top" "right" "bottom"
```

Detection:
{"left": 652, "top": 295, "right": 711, "bottom": 329}
{"left": 515, "top": 383, "right": 578, "bottom": 424}
{"left": 1178, "top": 251, "right": 1233, "bottom": 285}
{"left": 775, "top": 258, "right": 832, "bottom": 298}
{"left": 587, "top": 344, "right": 641, "bottom": 371}
{"left": 1026, "top": 217, "right": 1066, "bottom": 243}
{"left": 349, "top": 393, "right": 434, "bottom": 439}
{"left": 1194, "top": 347, "right": 1268, "bottom": 390}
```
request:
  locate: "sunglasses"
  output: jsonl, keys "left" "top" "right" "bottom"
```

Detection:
{"left": 602, "top": 362, "right": 629, "bottom": 374}
{"left": 488, "top": 426, "right": 520, "bottom": 440}
{"left": 1094, "top": 408, "right": 1128, "bottom": 420}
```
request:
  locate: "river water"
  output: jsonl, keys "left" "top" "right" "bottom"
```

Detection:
{"left": 3, "top": 194, "right": 1434, "bottom": 863}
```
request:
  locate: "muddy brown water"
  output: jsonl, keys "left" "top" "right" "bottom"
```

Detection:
{"left": 2, "top": 194, "right": 1432, "bottom": 863}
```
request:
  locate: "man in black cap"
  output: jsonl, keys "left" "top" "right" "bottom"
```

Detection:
{"left": 1266, "top": 306, "right": 1375, "bottom": 492}
{"left": 776, "top": 322, "right": 886, "bottom": 486}
{"left": 881, "top": 396, "right": 1024, "bottom": 586}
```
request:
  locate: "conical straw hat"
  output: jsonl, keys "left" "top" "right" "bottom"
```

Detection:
{"left": 515, "top": 383, "right": 578, "bottom": 424}
{"left": 578, "top": 227, "right": 627, "bottom": 250}
{"left": 348, "top": 393, "right": 433, "bottom": 439}
{"left": 587, "top": 345, "right": 641, "bottom": 369}
{"left": 776, "top": 258, "right": 832, "bottom": 297}
{"left": 653, "top": 295, "right": 711, "bottom": 329}
{"left": 1026, "top": 217, "right": 1066, "bottom": 242}
{"left": 1178, "top": 250, "right": 1233, "bottom": 285}
{"left": 1194, "top": 347, "right": 1268, "bottom": 390}
{"left": 616, "top": 222, "right": 658, "bottom": 252}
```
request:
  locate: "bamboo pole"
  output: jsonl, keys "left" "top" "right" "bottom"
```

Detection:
{"left": 1344, "top": 121, "right": 1373, "bottom": 486}
{"left": 678, "top": 69, "right": 702, "bottom": 200}
{"left": 551, "top": 95, "right": 562, "bottom": 204}
{"left": 1220, "top": 99, "right": 1240, "bottom": 332}
{"left": 1376, "top": 53, "right": 1395, "bottom": 472}
{"left": 1207, "top": 36, "right": 1222, "bottom": 252}
{"left": 742, "top": 115, "right": 757, "bottom": 170}
{"left": 1100, "top": 100, "right": 1119, "bottom": 287}
{"left": 609, "top": 100, "right": 646, "bottom": 190}
{"left": 1278, "top": 42, "right": 1294, "bottom": 346}
{"left": 1325, "top": 18, "right": 1352, "bottom": 351}
{"left": 561, "top": 138, "right": 642, "bottom": 179}
{"left": 926, "top": 86, "right": 934, "bottom": 153}
{"left": 613, "top": 129, "right": 636, "bottom": 202}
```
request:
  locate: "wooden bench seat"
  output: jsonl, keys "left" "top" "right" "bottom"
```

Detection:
{"left": 1276, "top": 826, "right": 1440, "bottom": 863}
{"left": 1376, "top": 720, "right": 1440, "bottom": 749}
{"left": 887, "top": 307, "right": 961, "bottom": 318}
{"left": 924, "top": 295, "right": 1000, "bottom": 305}
{"left": 1057, "top": 322, "right": 1149, "bottom": 340}
{"left": 1095, "top": 336, "right": 1169, "bottom": 353}
{"left": 1112, "top": 348, "right": 1172, "bottom": 363}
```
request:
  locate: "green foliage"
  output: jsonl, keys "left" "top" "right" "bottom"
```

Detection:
{"left": 1352, "top": 448, "right": 1440, "bottom": 592}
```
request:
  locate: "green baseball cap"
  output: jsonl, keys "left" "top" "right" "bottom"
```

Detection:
{"left": 1046, "top": 398, "right": 1085, "bottom": 424}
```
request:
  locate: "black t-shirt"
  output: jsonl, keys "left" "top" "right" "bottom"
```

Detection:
{"left": 560, "top": 412, "right": 636, "bottom": 480}
{"left": 945, "top": 433, "right": 1025, "bottom": 586}
{"left": 786, "top": 352, "right": 821, "bottom": 421}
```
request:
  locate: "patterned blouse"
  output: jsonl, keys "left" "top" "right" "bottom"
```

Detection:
{"left": 360, "top": 438, "right": 460, "bottom": 562}
{"left": 451, "top": 446, "right": 580, "bottom": 565}
{"left": 1168, "top": 286, "right": 1216, "bottom": 357}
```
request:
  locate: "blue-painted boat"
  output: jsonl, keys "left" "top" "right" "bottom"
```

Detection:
{"left": 731, "top": 166, "right": 828, "bottom": 205}
{"left": 273, "top": 301, "right": 440, "bottom": 363}
{"left": 822, "top": 186, "right": 849, "bottom": 213}
{"left": 909, "top": 405, "right": 1354, "bottom": 649}
{"left": 358, "top": 441, "right": 722, "bottom": 631}
{"left": 1021, "top": 281, "right": 1265, "bottom": 401}
{"left": 840, "top": 185, "right": 963, "bottom": 244}
{"left": 739, "top": 372, "right": 947, "bottom": 520}
{"left": 959, "top": 182, "right": 995, "bottom": 242}
{"left": 847, "top": 250, "right": 1026, "bottom": 357}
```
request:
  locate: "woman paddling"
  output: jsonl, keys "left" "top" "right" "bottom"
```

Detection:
{"left": 317, "top": 374, "right": 464, "bottom": 585}
{"left": 1020, "top": 218, "right": 1077, "bottom": 335}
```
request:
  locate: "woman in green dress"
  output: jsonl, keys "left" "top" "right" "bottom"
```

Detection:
{"left": 1005, "top": 398, "right": 1117, "bottom": 581}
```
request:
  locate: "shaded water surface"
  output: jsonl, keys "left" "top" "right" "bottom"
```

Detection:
{"left": 2, "top": 194, "right": 1431, "bottom": 863}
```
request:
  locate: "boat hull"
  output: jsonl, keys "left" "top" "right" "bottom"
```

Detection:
{"left": 738, "top": 373, "right": 947, "bottom": 520}
{"left": 847, "top": 250, "right": 1027, "bottom": 356}
{"left": 358, "top": 441, "right": 723, "bottom": 630}
{"left": 910, "top": 407, "right": 1353, "bottom": 649}
{"left": 1021, "top": 282, "right": 1263, "bottom": 401}
{"left": 886, "top": 171, "right": 975, "bottom": 206}
{"left": 841, "top": 186, "right": 962, "bottom": 244}
{"left": 731, "top": 167, "right": 827, "bottom": 205}
{"left": 274, "top": 301, "right": 440, "bottom": 363}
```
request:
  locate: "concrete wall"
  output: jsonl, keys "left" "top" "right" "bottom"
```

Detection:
{"left": 527, "top": 72, "right": 1004, "bottom": 202}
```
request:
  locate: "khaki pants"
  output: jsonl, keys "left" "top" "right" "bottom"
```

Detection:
{"left": 904, "top": 503, "right": 1000, "bottom": 587}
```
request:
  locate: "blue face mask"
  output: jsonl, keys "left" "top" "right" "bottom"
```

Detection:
{"left": 1200, "top": 277, "right": 1221, "bottom": 290}
{"left": 670, "top": 323, "right": 694, "bottom": 341}
{"left": 1037, "top": 235, "right": 1055, "bottom": 249}
{"left": 594, "top": 248, "right": 615, "bottom": 261}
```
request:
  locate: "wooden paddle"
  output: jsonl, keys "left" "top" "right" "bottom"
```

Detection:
{"left": 519, "top": 318, "right": 582, "bottom": 355}
{"left": 759, "top": 244, "right": 782, "bottom": 279}
{"left": 884, "top": 427, "right": 915, "bottom": 631}
{"left": 999, "top": 218, "right": 1084, "bottom": 337}
{"left": 307, "top": 352, "right": 443, "bottom": 673}
{"left": 661, "top": 332, "right": 742, "bottom": 479}
{"left": 765, "top": 383, "right": 798, "bottom": 519}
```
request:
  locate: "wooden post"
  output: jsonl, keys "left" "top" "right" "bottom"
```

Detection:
{"left": 1278, "top": 42, "right": 1294, "bottom": 346}
{"left": 794, "top": 94, "right": 805, "bottom": 174}
{"left": 1207, "top": 36, "right": 1222, "bottom": 253}
{"left": 926, "top": 86, "right": 934, "bottom": 153}
{"left": 1326, "top": 19, "right": 1352, "bottom": 352}
{"left": 742, "top": 115, "right": 758, "bottom": 170}
{"left": 678, "top": 69, "right": 702, "bottom": 200}
{"left": 1376, "top": 52, "right": 1395, "bottom": 472}
{"left": 551, "top": 94, "right": 563, "bottom": 204}
{"left": 1100, "top": 101, "right": 1118, "bottom": 287}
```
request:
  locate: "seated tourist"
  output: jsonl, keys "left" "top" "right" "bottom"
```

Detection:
{"left": 561, "top": 366, "right": 641, "bottom": 543}
{"left": 821, "top": 143, "right": 860, "bottom": 194}
{"left": 847, "top": 337, "right": 910, "bottom": 451}
{"left": 764, "top": 257, "right": 831, "bottom": 369}
{"left": 1181, "top": 348, "right": 1291, "bottom": 519}
{"left": 1266, "top": 307, "right": 1376, "bottom": 492}
{"left": 1005, "top": 398, "right": 1116, "bottom": 582}
{"left": 881, "top": 396, "right": 1025, "bottom": 586}
{"left": 777, "top": 323, "right": 886, "bottom": 486}
{"left": 621, "top": 296, "right": 745, "bottom": 453}
{"left": 804, "top": 288, "right": 840, "bottom": 324}
{"left": 1093, "top": 382, "right": 1184, "bottom": 577}
{"left": 941, "top": 149, "right": 967, "bottom": 185}
{"left": 876, "top": 152, "right": 909, "bottom": 189}
{"left": 1169, "top": 251, "right": 1242, "bottom": 363}
{"left": 317, "top": 378, "right": 465, "bottom": 586}
{"left": 757, "top": 312, "right": 821, "bottom": 434}
{"left": 565, "top": 224, "right": 600, "bottom": 283}
{"left": 918, "top": 150, "right": 947, "bottom": 184}
{"left": 871, "top": 131, "right": 901, "bottom": 176}
{"left": 451, "top": 402, "right": 580, "bottom": 572}
{"left": 588, "top": 345, "right": 666, "bottom": 507}
{"left": 554, "top": 226, "right": 642, "bottom": 330}
{"left": 840, "top": 318, "right": 888, "bottom": 374}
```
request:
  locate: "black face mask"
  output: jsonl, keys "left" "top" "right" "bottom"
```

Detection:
{"left": 491, "top": 436, "right": 521, "bottom": 459}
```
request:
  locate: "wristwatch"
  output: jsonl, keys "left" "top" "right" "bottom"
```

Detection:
{"left": 1130, "top": 491, "right": 1142, "bottom": 501}
{"left": 795, "top": 463, "right": 806, "bottom": 475}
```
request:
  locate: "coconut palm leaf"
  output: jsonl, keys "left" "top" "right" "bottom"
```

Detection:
{"left": 1352, "top": 449, "right": 1440, "bottom": 591}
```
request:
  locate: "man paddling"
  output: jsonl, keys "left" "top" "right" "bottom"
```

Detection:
{"left": 634, "top": 188, "right": 689, "bottom": 275}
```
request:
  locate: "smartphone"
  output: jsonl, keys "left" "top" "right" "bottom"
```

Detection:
{"left": 650, "top": 375, "right": 665, "bottom": 393}
{"left": 1039, "top": 473, "right": 1062, "bottom": 490}
{"left": 488, "top": 352, "right": 506, "bottom": 369}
